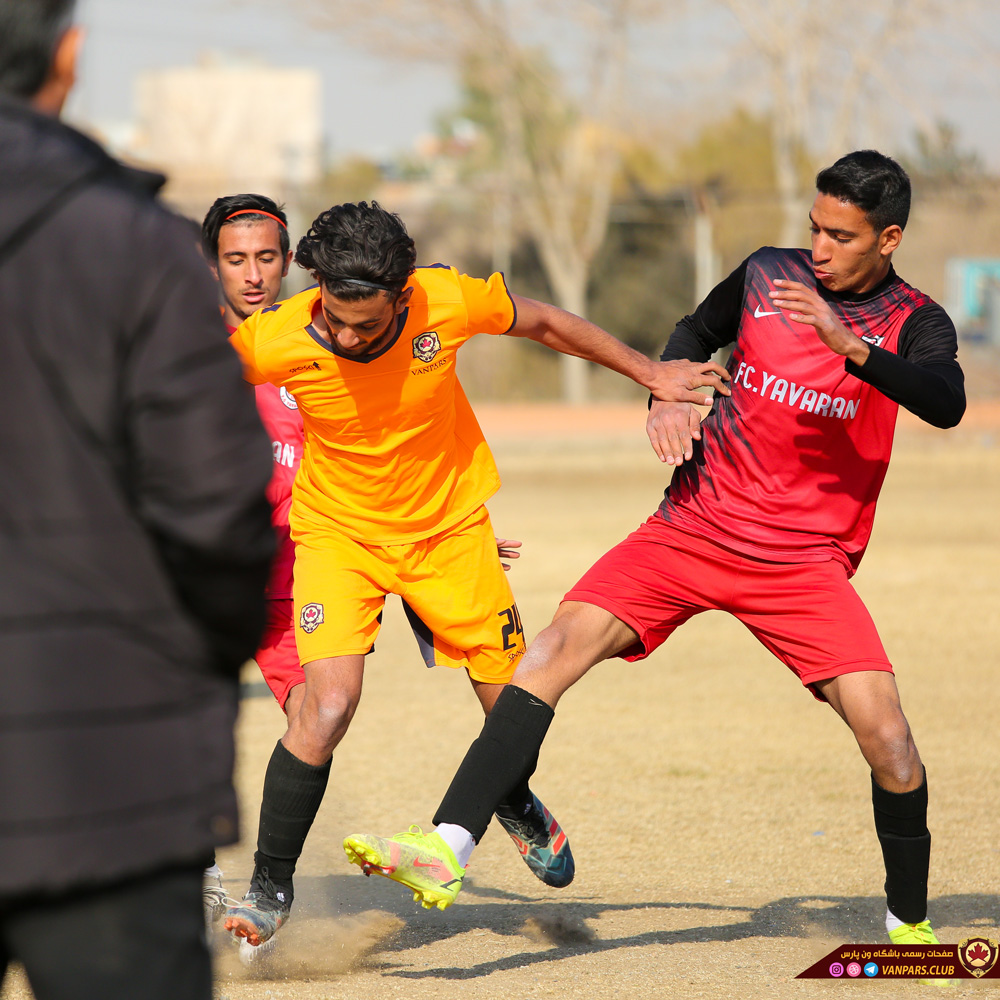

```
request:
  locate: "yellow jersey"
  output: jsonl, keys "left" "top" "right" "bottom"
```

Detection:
{"left": 229, "top": 265, "right": 515, "bottom": 543}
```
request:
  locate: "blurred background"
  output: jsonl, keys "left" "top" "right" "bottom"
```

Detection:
{"left": 68, "top": 0, "right": 1000, "bottom": 403}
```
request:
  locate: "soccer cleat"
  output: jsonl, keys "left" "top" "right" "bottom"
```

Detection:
{"left": 495, "top": 793, "right": 575, "bottom": 888}
{"left": 223, "top": 866, "right": 292, "bottom": 947}
{"left": 888, "top": 920, "right": 952, "bottom": 987}
{"left": 343, "top": 825, "right": 465, "bottom": 911}
{"left": 202, "top": 868, "right": 227, "bottom": 925}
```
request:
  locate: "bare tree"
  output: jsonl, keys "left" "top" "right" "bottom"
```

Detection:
{"left": 295, "top": 0, "right": 661, "bottom": 403}
{"left": 717, "top": 0, "right": 960, "bottom": 246}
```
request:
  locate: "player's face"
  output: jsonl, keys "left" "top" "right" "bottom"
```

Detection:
{"left": 318, "top": 286, "right": 413, "bottom": 357}
{"left": 809, "top": 193, "right": 901, "bottom": 295}
{"left": 212, "top": 220, "right": 291, "bottom": 326}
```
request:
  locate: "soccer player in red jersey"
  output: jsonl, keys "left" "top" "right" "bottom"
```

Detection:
{"left": 347, "top": 151, "right": 965, "bottom": 954}
{"left": 197, "top": 195, "right": 299, "bottom": 927}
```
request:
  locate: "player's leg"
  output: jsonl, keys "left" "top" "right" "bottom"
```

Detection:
{"left": 226, "top": 655, "right": 364, "bottom": 946}
{"left": 227, "top": 526, "right": 389, "bottom": 946}
{"left": 345, "top": 514, "right": 704, "bottom": 908}
{"left": 205, "top": 598, "right": 302, "bottom": 930}
{"left": 737, "top": 558, "right": 938, "bottom": 950}
{"left": 344, "top": 601, "right": 633, "bottom": 908}
{"left": 816, "top": 671, "right": 936, "bottom": 941}
{"left": 465, "top": 676, "right": 575, "bottom": 887}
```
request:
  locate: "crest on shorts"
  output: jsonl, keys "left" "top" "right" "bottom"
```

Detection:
{"left": 299, "top": 602, "right": 325, "bottom": 633}
{"left": 958, "top": 938, "right": 999, "bottom": 978}
{"left": 279, "top": 386, "right": 299, "bottom": 410}
{"left": 412, "top": 331, "right": 441, "bottom": 363}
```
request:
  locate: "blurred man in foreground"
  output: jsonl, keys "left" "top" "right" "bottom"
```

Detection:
{"left": 0, "top": 2, "right": 274, "bottom": 997}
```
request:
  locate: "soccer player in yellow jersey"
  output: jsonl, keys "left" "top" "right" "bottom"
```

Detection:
{"left": 225, "top": 201, "right": 729, "bottom": 944}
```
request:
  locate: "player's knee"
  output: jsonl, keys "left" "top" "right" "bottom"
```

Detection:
{"left": 859, "top": 716, "right": 919, "bottom": 784}
{"left": 305, "top": 687, "right": 359, "bottom": 741}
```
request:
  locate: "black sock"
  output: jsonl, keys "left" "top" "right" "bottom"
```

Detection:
{"left": 254, "top": 740, "right": 331, "bottom": 895}
{"left": 872, "top": 769, "right": 930, "bottom": 925}
{"left": 496, "top": 778, "right": 534, "bottom": 819}
{"left": 433, "top": 685, "right": 553, "bottom": 841}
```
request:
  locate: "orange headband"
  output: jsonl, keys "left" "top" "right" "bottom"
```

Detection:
{"left": 224, "top": 209, "right": 287, "bottom": 229}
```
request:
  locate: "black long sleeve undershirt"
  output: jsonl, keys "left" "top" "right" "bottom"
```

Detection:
{"left": 659, "top": 258, "right": 966, "bottom": 429}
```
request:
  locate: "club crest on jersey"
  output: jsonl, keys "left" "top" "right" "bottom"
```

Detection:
{"left": 299, "top": 603, "right": 324, "bottom": 633}
{"left": 413, "top": 331, "right": 441, "bottom": 363}
{"left": 859, "top": 331, "right": 885, "bottom": 347}
{"left": 279, "top": 387, "right": 299, "bottom": 410}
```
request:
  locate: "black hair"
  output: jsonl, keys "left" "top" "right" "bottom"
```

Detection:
{"left": 815, "top": 150, "right": 911, "bottom": 233}
{"left": 201, "top": 193, "right": 290, "bottom": 261}
{"left": 295, "top": 201, "right": 416, "bottom": 300}
{"left": 0, "top": 0, "right": 75, "bottom": 98}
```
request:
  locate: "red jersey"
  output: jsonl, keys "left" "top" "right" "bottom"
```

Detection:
{"left": 227, "top": 320, "right": 303, "bottom": 598}
{"left": 255, "top": 382, "right": 303, "bottom": 597}
{"left": 659, "top": 247, "right": 941, "bottom": 574}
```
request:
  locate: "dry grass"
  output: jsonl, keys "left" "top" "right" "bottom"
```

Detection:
{"left": 4, "top": 403, "right": 997, "bottom": 1000}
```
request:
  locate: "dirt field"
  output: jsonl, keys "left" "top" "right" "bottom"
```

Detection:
{"left": 4, "top": 404, "right": 998, "bottom": 999}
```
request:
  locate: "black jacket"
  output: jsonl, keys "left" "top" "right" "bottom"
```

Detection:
{"left": 0, "top": 99, "right": 274, "bottom": 897}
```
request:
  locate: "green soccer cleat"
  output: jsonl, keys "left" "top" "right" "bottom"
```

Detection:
{"left": 888, "top": 919, "right": 953, "bottom": 987}
{"left": 343, "top": 825, "right": 465, "bottom": 911}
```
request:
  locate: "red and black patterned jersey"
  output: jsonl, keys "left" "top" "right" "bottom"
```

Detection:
{"left": 657, "top": 247, "right": 964, "bottom": 574}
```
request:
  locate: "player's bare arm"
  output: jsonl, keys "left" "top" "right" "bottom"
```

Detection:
{"left": 508, "top": 295, "right": 731, "bottom": 405}
{"left": 769, "top": 279, "right": 871, "bottom": 366}
{"left": 646, "top": 400, "right": 705, "bottom": 466}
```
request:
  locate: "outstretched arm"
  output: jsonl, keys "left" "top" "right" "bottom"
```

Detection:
{"left": 508, "top": 295, "right": 730, "bottom": 406}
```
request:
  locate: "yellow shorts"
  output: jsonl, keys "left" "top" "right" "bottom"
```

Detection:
{"left": 290, "top": 505, "right": 525, "bottom": 683}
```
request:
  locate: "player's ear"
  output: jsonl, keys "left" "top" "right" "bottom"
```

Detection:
{"left": 879, "top": 224, "right": 902, "bottom": 258}
{"left": 32, "top": 25, "right": 84, "bottom": 116}
{"left": 395, "top": 286, "right": 414, "bottom": 312}
{"left": 282, "top": 251, "right": 293, "bottom": 278}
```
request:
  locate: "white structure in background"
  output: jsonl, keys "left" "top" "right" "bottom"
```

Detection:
{"left": 131, "top": 53, "right": 322, "bottom": 216}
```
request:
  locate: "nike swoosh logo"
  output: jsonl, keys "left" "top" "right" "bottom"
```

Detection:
{"left": 754, "top": 305, "right": 781, "bottom": 318}
{"left": 412, "top": 859, "right": 439, "bottom": 868}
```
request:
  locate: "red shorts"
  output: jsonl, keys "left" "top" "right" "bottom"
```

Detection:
{"left": 254, "top": 598, "right": 302, "bottom": 711}
{"left": 564, "top": 515, "right": 891, "bottom": 693}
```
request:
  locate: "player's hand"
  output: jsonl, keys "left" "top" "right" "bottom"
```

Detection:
{"left": 646, "top": 400, "right": 704, "bottom": 466}
{"left": 495, "top": 537, "right": 522, "bottom": 571}
{"left": 769, "top": 280, "right": 869, "bottom": 365}
{"left": 646, "top": 359, "right": 730, "bottom": 406}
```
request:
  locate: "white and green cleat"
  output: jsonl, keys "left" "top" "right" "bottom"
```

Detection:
{"left": 344, "top": 825, "right": 465, "bottom": 911}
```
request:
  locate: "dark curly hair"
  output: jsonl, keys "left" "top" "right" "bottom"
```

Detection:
{"left": 295, "top": 201, "right": 416, "bottom": 300}
{"left": 200, "top": 193, "right": 289, "bottom": 261}
{"left": 816, "top": 150, "right": 911, "bottom": 234}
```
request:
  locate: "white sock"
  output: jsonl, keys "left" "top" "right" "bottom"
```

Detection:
{"left": 204, "top": 863, "right": 223, "bottom": 879}
{"left": 434, "top": 823, "right": 476, "bottom": 868}
{"left": 886, "top": 908, "right": 907, "bottom": 932}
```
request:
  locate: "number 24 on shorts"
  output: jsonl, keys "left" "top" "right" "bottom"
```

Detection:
{"left": 498, "top": 604, "right": 524, "bottom": 651}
